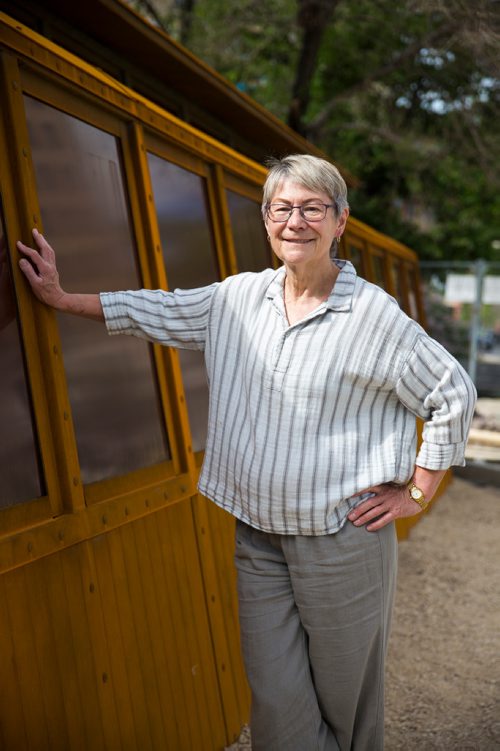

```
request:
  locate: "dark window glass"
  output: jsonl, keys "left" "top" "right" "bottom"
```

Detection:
{"left": 370, "top": 254, "right": 386, "bottom": 288}
{"left": 226, "top": 190, "right": 270, "bottom": 272}
{"left": 148, "top": 154, "right": 219, "bottom": 452}
{"left": 406, "top": 267, "right": 419, "bottom": 321}
{"left": 389, "top": 260, "right": 404, "bottom": 307}
{"left": 0, "top": 204, "right": 44, "bottom": 507}
{"left": 348, "top": 243, "right": 363, "bottom": 271}
{"left": 25, "top": 97, "right": 170, "bottom": 484}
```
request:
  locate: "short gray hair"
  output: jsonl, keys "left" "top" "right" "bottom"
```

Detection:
{"left": 262, "top": 154, "right": 349, "bottom": 218}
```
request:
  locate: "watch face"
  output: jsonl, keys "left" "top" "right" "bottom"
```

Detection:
{"left": 410, "top": 486, "right": 424, "bottom": 500}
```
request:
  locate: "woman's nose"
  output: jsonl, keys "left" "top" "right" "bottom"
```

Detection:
{"left": 286, "top": 207, "right": 307, "bottom": 228}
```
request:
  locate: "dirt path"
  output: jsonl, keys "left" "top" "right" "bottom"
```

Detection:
{"left": 228, "top": 476, "right": 500, "bottom": 750}
{"left": 385, "top": 476, "right": 500, "bottom": 750}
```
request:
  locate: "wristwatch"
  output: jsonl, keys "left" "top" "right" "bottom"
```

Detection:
{"left": 407, "top": 481, "right": 428, "bottom": 510}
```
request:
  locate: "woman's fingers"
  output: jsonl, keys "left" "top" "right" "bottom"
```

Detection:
{"left": 17, "top": 230, "right": 64, "bottom": 307}
{"left": 348, "top": 484, "right": 420, "bottom": 531}
{"left": 18, "top": 255, "right": 41, "bottom": 285}
{"left": 32, "top": 228, "right": 55, "bottom": 262}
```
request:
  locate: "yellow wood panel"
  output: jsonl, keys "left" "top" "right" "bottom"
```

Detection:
{"left": 2, "top": 566, "right": 52, "bottom": 749}
{"left": 191, "top": 495, "right": 247, "bottom": 743}
{"left": 0, "top": 576, "right": 29, "bottom": 750}
{"left": 41, "top": 553, "right": 87, "bottom": 750}
{"left": 164, "top": 502, "right": 227, "bottom": 747}
{"left": 24, "top": 557, "right": 71, "bottom": 750}
{"left": 116, "top": 521, "right": 170, "bottom": 750}
{"left": 59, "top": 546, "right": 108, "bottom": 750}
{"left": 98, "top": 528, "right": 156, "bottom": 750}
{"left": 201, "top": 498, "right": 251, "bottom": 728}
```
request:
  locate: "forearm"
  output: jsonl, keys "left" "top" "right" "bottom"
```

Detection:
{"left": 56, "top": 292, "right": 104, "bottom": 322}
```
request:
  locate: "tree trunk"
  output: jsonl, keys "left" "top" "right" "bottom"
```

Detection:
{"left": 287, "top": 0, "right": 340, "bottom": 135}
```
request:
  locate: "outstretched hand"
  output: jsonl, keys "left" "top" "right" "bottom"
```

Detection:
{"left": 17, "top": 228, "right": 66, "bottom": 309}
{"left": 348, "top": 483, "right": 422, "bottom": 532}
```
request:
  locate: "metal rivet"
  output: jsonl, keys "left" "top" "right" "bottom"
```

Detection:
{"left": 12, "top": 81, "right": 18, "bottom": 90}
{"left": 211, "top": 595, "right": 216, "bottom": 603}
{"left": 63, "top": 411, "right": 69, "bottom": 420}
{"left": 58, "top": 530, "right": 64, "bottom": 541}
{"left": 27, "top": 542, "right": 33, "bottom": 552}
{"left": 180, "top": 485, "right": 187, "bottom": 494}
{"left": 22, "top": 147, "right": 27, "bottom": 157}
{"left": 145, "top": 498, "right": 150, "bottom": 508}
{"left": 124, "top": 507, "right": 129, "bottom": 516}
{"left": 221, "top": 663, "right": 226, "bottom": 672}
{"left": 148, "top": 194, "right": 152, "bottom": 202}
{"left": 201, "top": 527, "right": 205, "bottom": 535}
{"left": 73, "top": 477, "right": 79, "bottom": 486}
{"left": 102, "top": 672, "right": 108, "bottom": 683}
{"left": 89, "top": 583, "right": 95, "bottom": 593}
{"left": 33, "top": 215, "right": 37, "bottom": 224}
{"left": 180, "top": 395, "right": 184, "bottom": 403}
{"left": 187, "top": 445, "right": 192, "bottom": 453}
{"left": 163, "top": 491, "right": 169, "bottom": 500}
{"left": 53, "top": 345, "right": 58, "bottom": 355}
{"left": 102, "top": 515, "right": 107, "bottom": 524}
{"left": 156, "top": 244, "right": 160, "bottom": 252}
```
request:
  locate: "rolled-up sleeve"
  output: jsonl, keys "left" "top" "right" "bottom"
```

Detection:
{"left": 396, "top": 334, "right": 477, "bottom": 469}
{"left": 100, "top": 283, "right": 218, "bottom": 351}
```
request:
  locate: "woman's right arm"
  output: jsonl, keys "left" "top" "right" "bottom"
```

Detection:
{"left": 17, "top": 228, "right": 104, "bottom": 322}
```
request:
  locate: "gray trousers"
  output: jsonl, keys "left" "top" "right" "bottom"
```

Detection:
{"left": 234, "top": 518, "right": 398, "bottom": 751}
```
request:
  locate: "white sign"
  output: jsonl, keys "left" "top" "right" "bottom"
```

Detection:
{"left": 445, "top": 274, "right": 500, "bottom": 305}
{"left": 444, "top": 275, "right": 475, "bottom": 303}
{"left": 484, "top": 276, "right": 500, "bottom": 305}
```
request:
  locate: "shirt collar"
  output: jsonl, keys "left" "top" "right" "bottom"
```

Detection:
{"left": 265, "top": 259, "right": 357, "bottom": 313}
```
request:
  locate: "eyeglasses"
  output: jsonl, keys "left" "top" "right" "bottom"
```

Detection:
{"left": 266, "top": 203, "right": 335, "bottom": 222}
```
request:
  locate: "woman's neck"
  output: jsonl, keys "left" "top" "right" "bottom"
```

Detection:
{"left": 284, "top": 259, "right": 339, "bottom": 303}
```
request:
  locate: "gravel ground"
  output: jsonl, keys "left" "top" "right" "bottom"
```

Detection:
{"left": 227, "top": 476, "right": 500, "bottom": 750}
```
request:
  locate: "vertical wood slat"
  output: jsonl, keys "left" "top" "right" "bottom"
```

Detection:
{"left": 0, "top": 576, "right": 29, "bottom": 750}
{"left": 117, "top": 522, "right": 168, "bottom": 750}
{"left": 88, "top": 533, "right": 139, "bottom": 750}
{"left": 143, "top": 513, "right": 198, "bottom": 749}
{"left": 166, "top": 502, "right": 227, "bottom": 747}
{"left": 102, "top": 528, "right": 155, "bottom": 750}
{"left": 24, "top": 557, "right": 71, "bottom": 751}
{"left": 42, "top": 553, "right": 87, "bottom": 751}
{"left": 205, "top": 499, "right": 251, "bottom": 722}
{"left": 2, "top": 567, "right": 51, "bottom": 750}
{"left": 59, "top": 546, "right": 108, "bottom": 750}
{"left": 192, "top": 494, "right": 251, "bottom": 743}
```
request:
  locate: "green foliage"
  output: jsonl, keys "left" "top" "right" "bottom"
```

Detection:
{"left": 132, "top": 0, "right": 500, "bottom": 263}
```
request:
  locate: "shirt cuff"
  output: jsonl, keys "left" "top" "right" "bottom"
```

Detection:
{"left": 416, "top": 441, "right": 467, "bottom": 470}
{"left": 100, "top": 291, "right": 129, "bottom": 334}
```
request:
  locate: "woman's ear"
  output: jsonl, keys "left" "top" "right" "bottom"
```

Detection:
{"left": 338, "top": 207, "right": 349, "bottom": 234}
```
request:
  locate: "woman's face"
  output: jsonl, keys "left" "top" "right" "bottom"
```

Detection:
{"left": 264, "top": 179, "right": 348, "bottom": 271}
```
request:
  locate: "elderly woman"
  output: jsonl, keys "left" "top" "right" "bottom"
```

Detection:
{"left": 18, "top": 154, "right": 475, "bottom": 751}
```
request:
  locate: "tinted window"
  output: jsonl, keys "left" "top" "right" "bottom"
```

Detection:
{"left": 0, "top": 204, "right": 44, "bottom": 507}
{"left": 25, "top": 97, "right": 170, "bottom": 484}
{"left": 226, "top": 190, "right": 270, "bottom": 272}
{"left": 148, "top": 154, "right": 219, "bottom": 452}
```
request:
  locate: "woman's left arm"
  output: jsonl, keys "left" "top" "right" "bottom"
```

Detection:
{"left": 348, "top": 332, "right": 477, "bottom": 531}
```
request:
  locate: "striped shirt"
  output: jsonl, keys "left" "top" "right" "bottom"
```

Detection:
{"left": 101, "top": 260, "right": 476, "bottom": 536}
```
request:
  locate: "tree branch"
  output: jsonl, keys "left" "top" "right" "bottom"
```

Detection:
{"left": 305, "top": 21, "right": 458, "bottom": 139}
{"left": 134, "top": 0, "right": 169, "bottom": 33}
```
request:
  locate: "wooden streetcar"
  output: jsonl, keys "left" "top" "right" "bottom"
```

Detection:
{"left": 0, "top": 2, "right": 447, "bottom": 749}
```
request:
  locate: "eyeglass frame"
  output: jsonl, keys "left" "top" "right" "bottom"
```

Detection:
{"left": 265, "top": 202, "right": 338, "bottom": 223}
